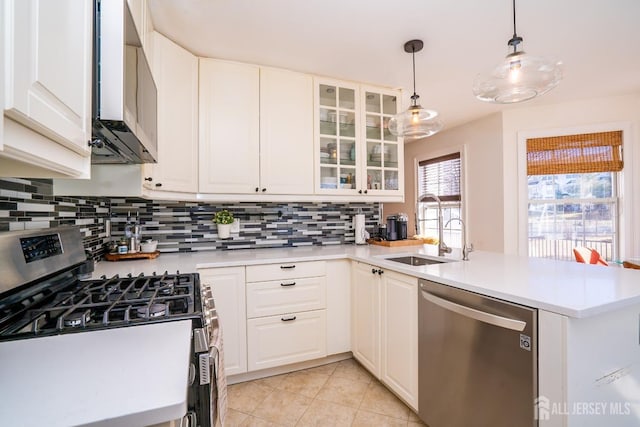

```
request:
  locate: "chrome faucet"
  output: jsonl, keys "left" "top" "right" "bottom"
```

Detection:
{"left": 416, "top": 193, "right": 452, "bottom": 257}
{"left": 444, "top": 217, "right": 474, "bottom": 261}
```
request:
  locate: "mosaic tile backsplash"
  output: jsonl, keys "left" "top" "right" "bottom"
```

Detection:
{"left": 0, "top": 178, "right": 380, "bottom": 258}
{"left": 0, "top": 178, "right": 109, "bottom": 259}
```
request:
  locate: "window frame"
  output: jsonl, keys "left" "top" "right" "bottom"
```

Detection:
{"left": 516, "top": 123, "right": 633, "bottom": 259}
{"left": 415, "top": 149, "right": 465, "bottom": 248}
{"left": 527, "top": 172, "right": 619, "bottom": 261}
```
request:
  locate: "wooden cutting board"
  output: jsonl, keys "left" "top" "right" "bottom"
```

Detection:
{"left": 104, "top": 251, "right": 160, "bottom": 261}
{"left": 367, "top": 239, "right": 426, "bottom": 247}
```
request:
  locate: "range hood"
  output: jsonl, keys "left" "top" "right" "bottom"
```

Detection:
{"left": 91, "top": 0, "right": 157, "bottom": 164}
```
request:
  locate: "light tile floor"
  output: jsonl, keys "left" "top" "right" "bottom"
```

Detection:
{"left": 223, "top": 358, "right": 427, "bottom": 426}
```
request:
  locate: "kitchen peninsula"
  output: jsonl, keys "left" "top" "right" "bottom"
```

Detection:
{"left": 93, "top": 244, "right": 640, "bottom": 427}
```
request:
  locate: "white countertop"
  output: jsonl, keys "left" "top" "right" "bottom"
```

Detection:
{"left": 0, "top": 320, "right": 192, "bottom": 427}
{"left": 92, "top": 244, "right": 640, "bottom": 318}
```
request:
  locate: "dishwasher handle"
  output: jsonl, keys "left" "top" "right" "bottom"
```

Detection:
{"left": 420, "top": 290, "right": 527, "bottom": 332}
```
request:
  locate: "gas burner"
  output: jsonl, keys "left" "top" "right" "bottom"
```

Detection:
{"left": 136, "top": 304, "right": 167, "bottom": 319}
{"left": 157, "top": 279, "right": 175, "bottom": 295}
{"left": 105, "top": 283, "right": 120, "bottom": 292}
{"left": 64, "top": 311, "right": 91, "bottom": 327}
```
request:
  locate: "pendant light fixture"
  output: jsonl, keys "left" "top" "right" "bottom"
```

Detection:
{"left": 473, "top": 0, "right": 562, "bottom": 103}
{"left": 389, "top": 40, "right": 443, "bottom": 140}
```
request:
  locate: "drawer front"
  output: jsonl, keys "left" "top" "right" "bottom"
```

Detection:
{"left": 247, "top": 310, "right": 327, "bottom": 371}
{"left": 246, "top": 261, "right": 326, "bottom": 282}
{"left": 246, "top": 277, "right": 326, "bottom": 318}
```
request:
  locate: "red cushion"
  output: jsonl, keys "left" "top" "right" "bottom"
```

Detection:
{"left": 590, "top": 250, "right": 608, "bottom": 266}
{"left": 573, "top": 247, "right": 608, "bottom": 266}
{"left": 574, "top": 247, "right": 608, "bottom": 266}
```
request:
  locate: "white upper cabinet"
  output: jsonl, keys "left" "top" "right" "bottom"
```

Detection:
{"left": 316, "top": 79, "right": 360, "bottom": 196}
{"left": 127, "top": 0, "right": 154, "bottom": 64}
{"left": 314, "top": 79, "right": 404, "bottom": 201}
{"left": 259, "top": 67, "right": 314, "bottom": 194}
{"left": 361, "top": 86, "right": 404, "bottom": 198}
{"left": 199, "top": 60, "right": 314, "bottom": 195}
{"left": 199, "top": 59, "right": 260, "bottom": 194}
{"left": 1, "top": 0, "right": 92, "bottom": 177}
{"left": 142, "top": 32, "right": 199, "bottom": 193}
{"left": 0, "top": 0, "right": 4, "bottom": 152}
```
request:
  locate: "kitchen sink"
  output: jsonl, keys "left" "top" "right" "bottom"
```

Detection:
{"left": 386, "top": 255, "right": 448, "bottom": 266}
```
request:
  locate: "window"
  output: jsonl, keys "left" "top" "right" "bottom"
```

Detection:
{"left": 417, "top": 152, "right": 462, "bottom": 248}
{"left": 527, "top": 131, "right": 622, "bottom": 261}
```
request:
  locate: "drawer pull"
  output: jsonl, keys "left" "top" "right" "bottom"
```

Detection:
{"left": 280, "top": 265, "right": 296, "bottom": 270}
{"left": 281, "top": 315, "right": 297, "bottom": 322}
{"left": 280, "top": 282, "right": 296, "bottom": 287}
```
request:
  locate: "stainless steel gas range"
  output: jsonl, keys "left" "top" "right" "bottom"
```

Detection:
{"left": 0, "top": 227, "right": 218, "bottom": 427}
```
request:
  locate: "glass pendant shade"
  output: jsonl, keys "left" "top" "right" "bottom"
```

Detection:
{"left": 389, "top": 39, "right": 443, "bottom": 140}
{"left": 473, "top": 49, "right": 562, "bottom": 104}
{"left": 473, "top": 0, "right": 562, "bottom": 104}
{"left": 388, "top": 104, "right": 443, "bottom": 139}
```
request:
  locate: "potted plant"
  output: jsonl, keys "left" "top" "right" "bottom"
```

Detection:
{"left": 213, "top": 210, "right": 234, "bottom": 239}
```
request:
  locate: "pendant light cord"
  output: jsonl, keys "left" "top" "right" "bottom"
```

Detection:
{"left": 412, "top": 47, "right": 416, "bottom": 97}
{"left": 411, "top": 44, "right": 418, "bottom": 105}
{"left": 508, "top": 0, "right": 522, "bottom": 52}
{"left": 512, "top": 0, "right": 517, "bottom": 39}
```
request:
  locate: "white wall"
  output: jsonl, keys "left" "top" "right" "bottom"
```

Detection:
{"left": 385, "top": 113, "right": 504, "bottom": 252}
{"left": 502, "top": 93, "right": 640, "bottom": 258}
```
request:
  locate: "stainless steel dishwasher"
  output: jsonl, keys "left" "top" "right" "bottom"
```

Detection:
{"left": 418, "top": 280, "right": 537, "bottom": 427}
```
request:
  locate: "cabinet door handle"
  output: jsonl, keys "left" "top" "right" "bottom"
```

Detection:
{"left": 371, "top": 268, "right": 378, "bottom": 274}
{"left": 280, "top": 282, "right": 296, "bottom": 287}
{"left": 144, "top": 177, "right": 153, "bottom": 182}
{"left": 378, "top": 269, "right": 384, "bottom": 275}
{"left": 364, "top": 189, "right": 368, "bottom": 194}
{"left": 155, "top": 183, "right": 162, "bottom": 187}
{"left": 262, "top": 188, "right": 267, "bottom": 192}
{"left": 255, "top": 187, "right": 259, "bottom": 192}
{"left": 281, "top": 315, "right": 297, "bottom": 322}
{"left": 358, "top": 190, "right": 363, "bottom": 194}
{"left": 280, "top": 265, "right": 296, "bottom": 269}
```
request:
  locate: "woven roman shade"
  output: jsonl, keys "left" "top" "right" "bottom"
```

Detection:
{"left": 527, "top": 131, "right": 623, "bottom": 175}
{"left": 418, "top": 152, "right": 461, "bottom": 202}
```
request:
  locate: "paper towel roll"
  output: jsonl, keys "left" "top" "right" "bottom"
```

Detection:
{"left": 354, "top": 214, "right": 367, "bottom": 245}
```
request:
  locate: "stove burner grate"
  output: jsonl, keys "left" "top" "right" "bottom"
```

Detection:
{"left": 0, "top": 271, "right": 198, "bottom": 339}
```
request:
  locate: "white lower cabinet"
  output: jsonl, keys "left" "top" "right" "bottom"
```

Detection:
{"left": 351, "top": 261, "right": 381, "bottom": 377}
{"left": 247, "top": 310, "right": 327, "bottom": 371}
{"left": 246, "top": 277, "right": 326, "bottom": 318}
{"left": 326, "top": 259, "right": 351, "bottom": 355}
{"left": 245, "top": 261, "right": 327, "bottom": 372}
{"left": 380, "top": 269, "right": 419, "bottom": 410}
{"left": 351, "top": 261, "right": 418, "bottom": 410}
{"left": 197, "top": 266, "right": 247, "bottom": 376}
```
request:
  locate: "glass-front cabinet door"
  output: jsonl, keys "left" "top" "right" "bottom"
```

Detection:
{"left": 316, "top": 79, "right": 360, "bottom": 194}
{"left": 362, "top": 86, "right": 402, "bottom": 195}
{"left": 314, "top": 79, "right": 403, "bottom": 198}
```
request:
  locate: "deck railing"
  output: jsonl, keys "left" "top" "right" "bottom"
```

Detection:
{"left": 528, "top": 237, "right": 613, "bottom": 261}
